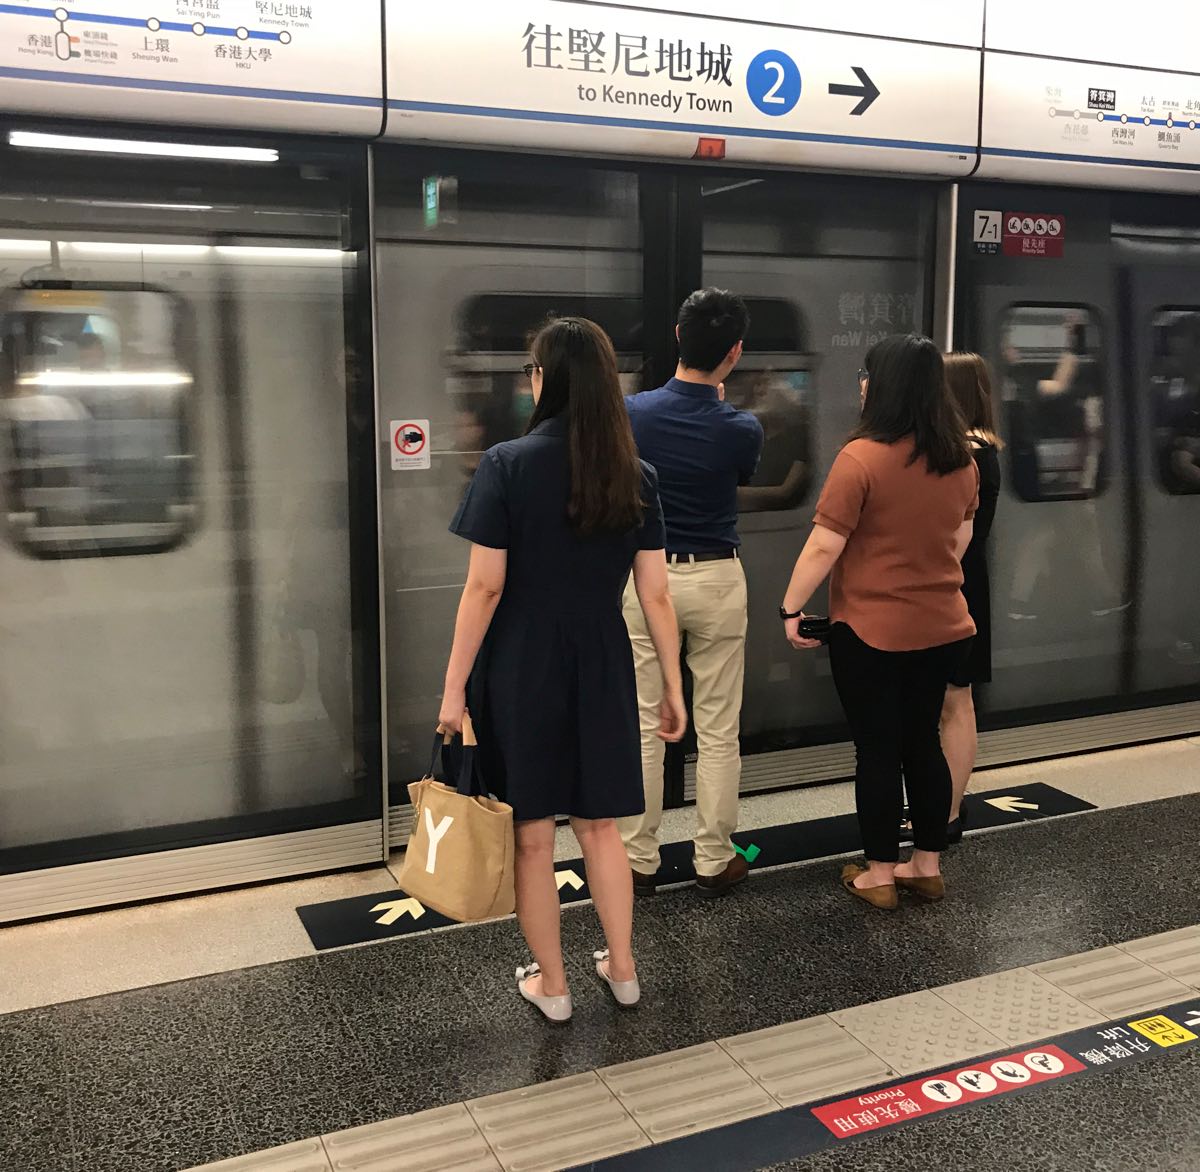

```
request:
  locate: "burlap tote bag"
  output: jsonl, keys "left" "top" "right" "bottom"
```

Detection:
{"left": 397, "top": 715, "right": 515, "bottom": 922}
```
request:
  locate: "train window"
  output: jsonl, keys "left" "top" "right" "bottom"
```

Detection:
{"left": 447, "top": 293, "right": 647, "bottom": 482}
{"left": 999, "top": 305, "right": 1108, "bottom": 502}
{"left": 1149, "top": 309, "right": 1200, "bottom": 495}
{"left": 727, "top": 299, "right": 814, "bottom": 513}
{"left": 0, "top": 284, "right": 197, "bottom": 557}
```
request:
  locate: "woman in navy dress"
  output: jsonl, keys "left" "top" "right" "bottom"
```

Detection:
{"left": 941, "top": 352, "right": 1002, "bottom": 842}
{"left": 440, "top": 317, "right": 687, "bottom": 1022}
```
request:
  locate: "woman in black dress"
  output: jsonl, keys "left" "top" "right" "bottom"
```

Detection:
{"left": 440, "top": 317, "right": 687, "bottom": 1022}
{"left": 941, "top": 352, "right": 1002, "bottom": 842}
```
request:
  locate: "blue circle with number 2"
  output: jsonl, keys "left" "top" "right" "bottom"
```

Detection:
{"left": 747, "top": 49, "right": 801, "bottom": 116}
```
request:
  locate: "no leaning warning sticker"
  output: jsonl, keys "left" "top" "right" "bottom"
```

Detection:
{"left": 390, "top": 419, "right": 430, "bottom": 471}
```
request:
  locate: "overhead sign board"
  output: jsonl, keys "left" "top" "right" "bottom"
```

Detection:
{"left": 385, "top": 2, "right": 981, "bottom": 177}
{"left": 0, "top": 1, "right": 383, "bottom": 135}
{"left": 610, "top": 0, "right": 985, "bottom": 48}
{"left": 979, "top": 52, "right": 1200, "bottom": 192}
{"left": 985, "top": 5, "right": 1200, "bottom": 74}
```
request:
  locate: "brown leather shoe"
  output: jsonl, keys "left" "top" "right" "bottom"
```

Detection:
{"left": 632, "top": 869, "right": 658, "bottom": 898}
{"left": 841, "top": 864, "right": 898, "bottom": 910}
{"left": 695, "top": 854, "right": 749, "bottom": 898}
{"left": 895, "top": 873, "right": 946, "bottom": 902}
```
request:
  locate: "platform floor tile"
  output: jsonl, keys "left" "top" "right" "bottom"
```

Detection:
{"left": 466, "top": 1071, "right": 648, "bottom": 1172}
{"left": 718, "top": 1014, "right": 894, "bottom": 1108}
{"left": 180, "top": 1139, "right": 331, "bottom": 1172}
{"left": 935, "top": 965, "right": 1107, "bottom": 1045}
{"left": 831, "top": 989, "right": 1005, "bottom": 1075}
{"left": 1119, "top": 926, "right": 1200, "bottom": 992}
{"left": 324, "top": 1104, "right": 500, "bottom": 1171}
{"left": 597, "top": 1041, "right": 778, "bottom": 1142}
{"left": 1033, "top": 946, "right": 1198, "bottom": 1018}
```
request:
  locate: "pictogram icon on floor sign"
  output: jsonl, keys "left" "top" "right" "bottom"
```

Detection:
{"left": 1128, "top": 1014, "right": 1198, "bottom": 1047}
{"left": 390, "top": 419, "right": 431, "bottom": 471}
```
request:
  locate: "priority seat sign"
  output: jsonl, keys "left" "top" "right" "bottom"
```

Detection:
{"left": 1003, "top": 212, "right": 1065, "bottom": 258}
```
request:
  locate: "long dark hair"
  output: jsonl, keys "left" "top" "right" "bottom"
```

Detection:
{"left": 851, "top": 334, "right": 971, "bottom": 475}
{"left": 945, "top": 351, "right": 1004, "bottom": 449}
{"left": 526, "top": 316, "right": 644, "bottom": 535}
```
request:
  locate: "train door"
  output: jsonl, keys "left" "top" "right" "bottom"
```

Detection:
{"left": 372, "top": 149, "right": 645, "bottom": 827}
{"left": 956, "top": 186, "right": 1131, "bottom": 718}
{"left": 0, "top": 136, "right": 378, "bottom": 918}
{"left": 1115, "top": 231, "right": 1200, "bottom": 695}
{"left": 700, "top": 173, "right": 939, "bottom": 790}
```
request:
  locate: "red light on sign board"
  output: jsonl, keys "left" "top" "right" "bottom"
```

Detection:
{"left": 693, "top": 137, "right": 726, "bottom": 160}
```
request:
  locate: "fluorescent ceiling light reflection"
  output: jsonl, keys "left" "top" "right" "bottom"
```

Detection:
{"left": 214, "top": 245, "right": 344, "bottom": 259}
{"left": 19, "top": 371, "right": 194, "bottom": 388}
{"left": 0, "top": 239, "right": 51, "bottom": 252}
{"left": 67, "top": 242, "right": 210, "bottom": 257}
{"left": 60, "top": 198, "right": 216, "bottom": 212}
{"left": 8, "top": 131, "right": 278, "bottom": 163}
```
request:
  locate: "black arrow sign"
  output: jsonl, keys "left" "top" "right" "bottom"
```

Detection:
{"left": 829, "top": 66, "right": 880, "bottom": 115}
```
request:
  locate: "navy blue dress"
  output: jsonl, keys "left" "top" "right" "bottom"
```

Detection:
{"left": 450, "top": 416, "right": 666, "bottom": 821}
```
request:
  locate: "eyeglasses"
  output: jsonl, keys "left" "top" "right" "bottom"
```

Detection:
{"left": 857, "top": 368, "right": 868, "bottom": 382}
{"left": 522, "top": 363, "right": 541, "bottom": 379}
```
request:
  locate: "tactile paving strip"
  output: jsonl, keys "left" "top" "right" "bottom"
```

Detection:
{"left": 466, "top": 1072, "right": 648, "bottom": 1172}
{"left": 935, "top": 966, "right": 1106, "bottom": 1045}
{"left": 1119, "top": 926, "right": 1200, "bottom": 992}
{"left": 719, "top": 1015, "right": 893, "bottom": 1107}
{"left": 832, "top": 990, "right": 1005, "bottom": 1075}
{"left": 1033, "top": 946, "right": 1197, "bottom": 1018}
{"left": 598, "top": 1041, "right": 777, "bottom": 1141}
{"left": 181, "top": 1140, "right": 331, "bottom": 1172}
{"left": 324, "top": 1103, "right": 500, "bottom": 1171}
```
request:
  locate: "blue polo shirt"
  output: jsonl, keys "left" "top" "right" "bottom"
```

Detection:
{"left": 626, "top": 378, "right": 764, "bottom": 553}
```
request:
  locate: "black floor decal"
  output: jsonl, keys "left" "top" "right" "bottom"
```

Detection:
{"left": 575, "top": 1000, "right": 1200, "bottom": 1171}
{"left": 295, "top": 782, "right": 1095, "bottom": 951}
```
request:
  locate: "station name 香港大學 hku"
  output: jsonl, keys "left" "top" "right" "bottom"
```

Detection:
{"left": 576, "top": 83, "right": 733, "bottom": 114}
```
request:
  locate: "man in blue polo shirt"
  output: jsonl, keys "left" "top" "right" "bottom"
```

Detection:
{"left": 621, "top": 288, "right": 763, "bottom": 897}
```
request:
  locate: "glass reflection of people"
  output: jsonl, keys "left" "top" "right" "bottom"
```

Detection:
{"left": 1007, "top": 313, "right": 1124, "bottom": 620}
{"left": 76, "top": 333, "right": 107, "bottom": 371}
{"left": 734, "top": 370, "right": 808, "bottom": 512}
{"left": 1167, "top": 411, "right": 1200, "bottom": 664}
{"left": 278, "top": 346, "right": 360, "bottom": 785}
{"left": 940, "top": 353, "right": 1002, "bottom": 843}
{"left": 1169, "top": 410, "right": 1200, "bottom": 490}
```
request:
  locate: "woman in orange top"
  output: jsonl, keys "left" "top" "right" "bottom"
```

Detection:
{"left": 780, "top": 334, "right": 978, "bottom": 909}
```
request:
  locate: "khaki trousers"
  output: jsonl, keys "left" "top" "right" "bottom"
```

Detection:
{"left": 619, "top": 557, "right": 747, "bottom": 878}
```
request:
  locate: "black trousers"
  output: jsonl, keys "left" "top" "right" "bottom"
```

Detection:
{"left": 829, "top": 623, "right": 973, "bottom": 863}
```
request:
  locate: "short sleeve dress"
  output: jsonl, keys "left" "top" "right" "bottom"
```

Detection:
{"left": 450, "top": 415, "right": 666, "bottom": 821}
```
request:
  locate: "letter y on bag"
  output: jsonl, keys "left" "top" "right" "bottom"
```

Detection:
{"left": 397, "top": 716, "right": 515, "bottom": 922}
{"left": 423, "top": 809, "right": 454, "bottom": 874}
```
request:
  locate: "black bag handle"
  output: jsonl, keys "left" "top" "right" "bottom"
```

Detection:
{"left": 427, "top": 726, "right": 453, "bottom": 780}
{"left": 454, "top": 713, "right": 487, "bottom": 798}
{"left": 428, "top": 717, "right": 487, "bottom": 797}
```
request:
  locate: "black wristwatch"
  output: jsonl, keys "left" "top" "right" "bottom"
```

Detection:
{"left": 779, "top": 606, "right": 804, "bottom": 620}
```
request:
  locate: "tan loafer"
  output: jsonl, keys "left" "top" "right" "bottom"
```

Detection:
{"left": 895, "top": 873, "right": 946, "bottom": 902}
{"left": 841, "top": 863, "right": 898, "bottom": 910}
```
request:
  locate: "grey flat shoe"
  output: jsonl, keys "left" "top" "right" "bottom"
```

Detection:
{"left": 594, "top": 949, "right": 640, "bottom": 1008}
{"left": 516, "top": 962, "right": 572, "bottom": 1023}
